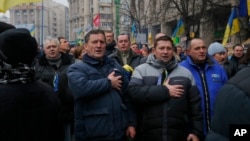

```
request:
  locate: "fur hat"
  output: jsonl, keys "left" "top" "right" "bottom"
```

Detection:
{"left": 0, "top": 28, "right": 38, "bottom": 65}
{"left": 208, "top": 42, "right": 226, "bottom": 56}
{"left": 0, "top": 22, "right": 16, "bottom": 33}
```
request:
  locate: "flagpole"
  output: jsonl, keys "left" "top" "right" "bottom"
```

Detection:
{"left": 41, "top": 0, "right": 44, "bottom": 47}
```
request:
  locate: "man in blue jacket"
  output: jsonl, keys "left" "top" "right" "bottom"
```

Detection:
{"left": 180, "top": 38, "right": 228, "bottom": 136}
{"left": 67, "top": 29, "right": 136, "bottom": 141}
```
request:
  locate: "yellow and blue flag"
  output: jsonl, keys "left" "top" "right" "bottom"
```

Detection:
{"left": 148, "top": 30, "right": 153, "bottom": 47}
{"left": 222, "top": 8, "right": 240, "bottom": 46}
{"left": 30, "top": 25, "right": 35, "bottom": 36}
{"left": 131, "top": 21, "right": 136, "bottom": 43}
{"left": 172, "top": 19, "right": 184, "bottom": 45}
{"left": 238, "top": 0, "right": 250, "bottom": 17}
{"left": 172, "top": 19, "right": 185, "bottom": 37}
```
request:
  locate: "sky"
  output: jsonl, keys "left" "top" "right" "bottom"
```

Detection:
{"left": 0, "top": 0, "right": 69, "bottom": 17}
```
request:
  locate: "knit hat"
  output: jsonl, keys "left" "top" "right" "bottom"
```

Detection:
{"left": 208, "top": 42, "right": 226, "bottom": 56}
{"left": 0, "top": 22, "right": 16, "bottom": 33}
{"left": 0, "top": 28, "right": 38, "bottom": 65}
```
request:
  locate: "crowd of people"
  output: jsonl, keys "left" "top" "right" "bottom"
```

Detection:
{"left": 0, "top": 21, "right": 250, "bottom": 141}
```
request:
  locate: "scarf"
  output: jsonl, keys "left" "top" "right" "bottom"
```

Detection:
{"left": 0, "top": 61, "right": 35, "bottom": 84}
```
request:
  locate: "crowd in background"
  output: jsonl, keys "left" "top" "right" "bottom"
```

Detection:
{"left": 0, "top": 21, "right": 250, "bottom": 141}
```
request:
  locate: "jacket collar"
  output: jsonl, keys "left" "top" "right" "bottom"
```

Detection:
{"left": 186, "top": 54, "right": 215, "bottom": 68}
{"left": 83, "top": 54, "right": 113, "bottom": 66}
{"left": 39, "top": 53, "right": 73, "bottom": 66}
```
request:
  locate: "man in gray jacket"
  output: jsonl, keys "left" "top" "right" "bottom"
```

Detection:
{"left": 128, "top": 35, "right": 203, "bottom": 141}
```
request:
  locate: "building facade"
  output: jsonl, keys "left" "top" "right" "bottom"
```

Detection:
{"left": 68, "top": 0, "right": 114, "bottom": 41}
{"left": 9, "top": 0, "right": 69, "bottom": 46}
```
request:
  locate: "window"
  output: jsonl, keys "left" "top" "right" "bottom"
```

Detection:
{"left": 105, "top": 7, "right": 110, "bottom": 12}
{"left": 99, "top": 0, "right": 111, "bottom": 3}
{"left": 100, "top": 14, "right": 111, "bottom": 19}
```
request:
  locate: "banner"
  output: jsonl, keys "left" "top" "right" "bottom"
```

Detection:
{"left": 0, "top": 0, "right": 42, "bottom": 13}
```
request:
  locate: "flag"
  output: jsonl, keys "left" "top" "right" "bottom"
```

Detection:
{"left": 238, "top": 0, "right": 250, "bottom": 17}
{"left": 93, "top": 14, "right": 100, "bottom": 27}
{"left": 84, "top": 24, "right": 92, "bottom": 36}
{"left": 29, "top": 25, "right": 35, "bottom": 36}
{"left": 148, "top": 31, "right": 153, "bottom": 47}
{"left": 222, "top": 8, "right": 240, "bottom": 46}
{"left": 172, "top": 19, "right": 185, "bottom": 37}
{"left": 76, "top": 28, "right": 83, "bottom": 46}
{"left": 131, "top": 21, "right": 136, "bottom": 43}
{"left": 0, "top": 0, "right": 42, "bottom": 13}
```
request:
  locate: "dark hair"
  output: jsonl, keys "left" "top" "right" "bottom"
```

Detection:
{"left": 58, "top": 37, "right": 66, "bottom": 44}
{"left": 105, "top": 30, "right": 114, "bottom": 36}
{"left": 233, "top": 43, "right": 243, "bottom": 50}
{"left": 239, "top": 46, "right": 250, "bottom": 65}
{"left": 117, "top": 33, "right": 130, "bottom": 42}
{"left": 74, "top": 46, "right": 85, "bottom": 59}
{"left": 154, "top": 35, "right": 175, "bottom": 49}
{"left": 84, "top": 29, "right": 106, "bottom": 43}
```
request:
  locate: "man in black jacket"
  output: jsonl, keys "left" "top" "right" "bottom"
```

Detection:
{"left": 229, "top": 44, "right": 244, "bottom": 76}
{"left": 105, "top": 31, "right": 116, "bottom": 56}
{"left": 0, "top": 28, "right": 63, "bottom": 141}
{"left": 35, "top": 37, "right": 74, "bottom": 141}
{"left": 109, "top": 33, "right": 146, "bottom": 80}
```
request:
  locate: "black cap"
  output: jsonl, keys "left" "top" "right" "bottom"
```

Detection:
{"left": 0, "top": 22, "right": 16, "bottom": 33}
{"left": 0, "top": 28, "right": 38, "bottom": 65}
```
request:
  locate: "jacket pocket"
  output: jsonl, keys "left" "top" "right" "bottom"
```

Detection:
{"left": 82, "top": 108, "right": 110, "bottom": 137}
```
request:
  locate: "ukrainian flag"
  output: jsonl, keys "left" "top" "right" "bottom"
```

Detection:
{"left": 30, "top": 25, "right": 35, "bottom": 36}
{"left": 131, "top": 22, "right": 136, "bottom": 43}
{"left": 222, "top": 7, "right": 240, "bottom": 46}
{"left": 238, "top": 0, "right": 250, "bottom": 17}
{"left": 172, "top": 19, "right": 184, "bottom": 45}
{"left": 172, "top": 19, "right": 185, "bottom": 37}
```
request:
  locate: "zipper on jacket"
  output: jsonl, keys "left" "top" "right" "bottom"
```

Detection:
{"left": 200, "top": 71, "right": 211, "bottom": 133}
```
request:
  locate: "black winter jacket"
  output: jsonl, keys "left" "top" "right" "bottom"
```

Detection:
{"left": 35, "top": 53, "right": 74, "bottom": 123}
{"left": 0, "top": 81, "right": 63, "bottom": 141}
{"left": 109, "top": 49, "right": 146, "bottom": 69}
